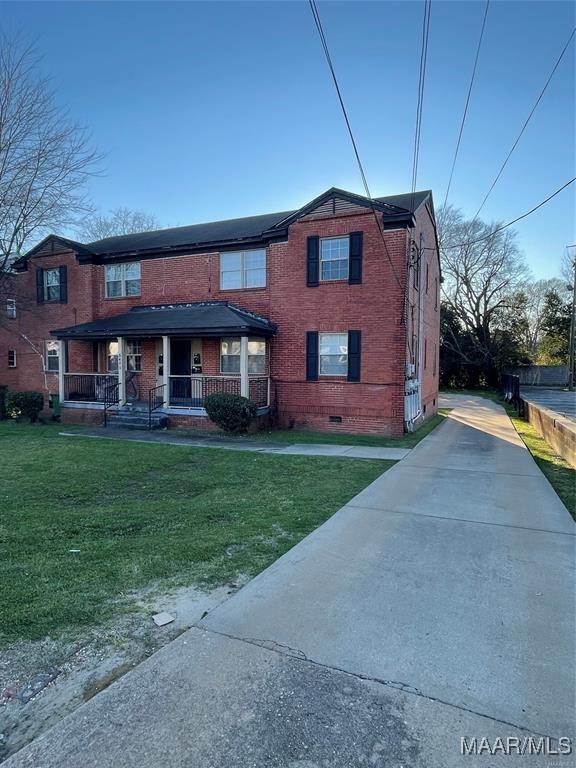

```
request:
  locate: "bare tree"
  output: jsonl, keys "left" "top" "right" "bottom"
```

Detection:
{"left": 518, "top": 277, "right": 567, "bottom": 358}
{"left": 0, "top": 31, "right": 99, "bottom": 286}
{"left": 438, "top": 205, "right": 529, "bottom": 383}
{"left": 78, "top": 207, "right": 161, "bottom": 242}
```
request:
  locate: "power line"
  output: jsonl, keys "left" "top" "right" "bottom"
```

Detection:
{"left": 437, "top": 176, "right": 576, "bottom": 249}
{"left": 307, "top": 0, "right": 405, "bottom": 293}
{"left": 410, "top": 0, "right": 432, "bottom": 213}
{"left": 471, "top": 27, "right": 575, "bottom": 221}
{"left": 442, "top": 0, "right": 490, "bottom": 209}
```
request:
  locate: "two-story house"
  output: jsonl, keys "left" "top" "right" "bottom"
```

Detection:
{"left": 2, "top": 187, "right": 440, "bottom": 435}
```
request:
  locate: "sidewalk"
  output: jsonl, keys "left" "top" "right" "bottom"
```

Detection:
{"left": 7, "top": 395, "right": 574, "bottom": 768}
{"left": 59, "top": 427, "right": 411, "bottom": 460}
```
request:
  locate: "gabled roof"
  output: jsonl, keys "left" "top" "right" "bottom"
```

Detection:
{"left": 17, "top": 188, "right": 433, "bottom": 267}
{"left": 51, "top": 301, "right": 277, "bottom": 340}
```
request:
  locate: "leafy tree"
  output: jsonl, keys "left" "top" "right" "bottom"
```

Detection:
{"left": 539, "top": 289, "right": 571, "bottom": 365}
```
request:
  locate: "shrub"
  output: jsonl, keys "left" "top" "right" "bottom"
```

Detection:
{"left": 0, "top": 385, "right": 7, "bottom": 420}
{"left": 5, "top": 391, "right": 45, "bottom": 423}
{"left": 204, "top": 393, "right": 256, "bottom": 434}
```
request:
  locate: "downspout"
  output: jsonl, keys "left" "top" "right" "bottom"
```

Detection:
{"left": 417, "top": 231, "right": 426, "bottom": 415}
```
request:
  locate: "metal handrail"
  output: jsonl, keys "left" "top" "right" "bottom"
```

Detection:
{"left": 103, "top": 376, "right": 120, "bottom": 427}
{"left": 148, "top": 383, "right": 166, "bottom": 430}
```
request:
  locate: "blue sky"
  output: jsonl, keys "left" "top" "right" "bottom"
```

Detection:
{"left": 2, "top": 0, "right": 574, "bottom": 278}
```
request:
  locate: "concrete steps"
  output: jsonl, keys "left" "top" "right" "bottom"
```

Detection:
{"left": 106, "top": 407, "right": 167, "bottom": 430}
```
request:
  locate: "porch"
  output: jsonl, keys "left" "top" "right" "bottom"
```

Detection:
{"left": 61, "top": 369, "right": 271, "bottom": 410}
{"left": 52, "top": 302, "right": 276, "bottom": 419}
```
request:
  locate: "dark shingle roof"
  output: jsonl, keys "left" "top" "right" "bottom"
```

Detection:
{"left": 85, "top": 210, "right": 296, "bottom": 257}
{"left": 52, "top": 301, "right": 276, "bottom": 339}
{"left": 19, "top": 188, "right": 432, "bottom": 266}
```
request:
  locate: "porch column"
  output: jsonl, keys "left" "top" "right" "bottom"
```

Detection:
{"left": 117, "top": 336, "right": 126, "bottom": 405}
{"left": 58, "top": 340, "right": 66, "bottom": 402}
{"left": 240, "top": 335, "right": 249, "bottom": 398}
{"left": 162, "top": 335, "right": 170, "bottom": 405}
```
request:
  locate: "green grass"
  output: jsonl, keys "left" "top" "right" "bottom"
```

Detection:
{"left": 0, "top": 421, "right": 388, "bottom": 647}
{"left": 442, "top": 388, "right": 576, "bottom": 518}
{"left": 177, "top": 410, "right": 450, "bottom": 449}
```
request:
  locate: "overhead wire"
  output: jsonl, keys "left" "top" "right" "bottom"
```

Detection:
{"left": 441, "top": 0, "right": 490, "bottom": 209}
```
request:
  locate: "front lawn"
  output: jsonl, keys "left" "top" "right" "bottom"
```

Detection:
{"left": 0, "top": 422, "right": 389, "bottom": 646}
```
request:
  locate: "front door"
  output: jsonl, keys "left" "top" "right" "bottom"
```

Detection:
{"left": 168, "top": 339, "right": 203, "bottom": 405}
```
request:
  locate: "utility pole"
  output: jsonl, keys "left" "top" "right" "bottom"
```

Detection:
{"left": 568, "top": 245, "right": 576, "bottom": 391}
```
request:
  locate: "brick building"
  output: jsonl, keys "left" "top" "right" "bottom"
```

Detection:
{"left": 1, "top": 187, "right": 440, "bottom": 435}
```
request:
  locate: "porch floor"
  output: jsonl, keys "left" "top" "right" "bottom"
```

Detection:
{"left": 58, "top": 428, "right": 411, "bottom": 461}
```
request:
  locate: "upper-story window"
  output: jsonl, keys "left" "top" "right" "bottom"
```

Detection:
{"left": 220, "top": 250, "right": 266, "bottom": 290}
{"left": 320, "top": 237, "right": 349, "bottom": 281}
{"left": 44, "top": 268, "right": 61, "bottom": 302}
{"left": 8, "top": 350, "right": 16, "bottom": 368}
{"left": 105, "top": 262, "right": 141, "bottom": 298}
{"left": 36, "top": 266, "right": 67, "bottom": 304}
{"left": 6, "top": 299, "right": 16, "bottom": 319}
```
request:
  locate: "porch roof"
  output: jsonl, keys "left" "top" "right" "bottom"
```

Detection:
{"left": 52, "top": 301, "right": 277, "bottom": 340}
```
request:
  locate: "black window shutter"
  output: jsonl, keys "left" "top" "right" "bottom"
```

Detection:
{"left": 347, "top": 330, "right": 361, "bottom": 382}
{"left": 59, "top": 265, "right": 68, "bottom": 303}
{"left": 36, "top": 268, "right": 44, "bottom": 304}
{"left": 306, "top": 331, "right": 318, "bottom": 381}
{"left": 306, "top": 236, "right": 320, "bottom": 287}
{"left": 349, "top": 232, "right": 363, "bottom": 284}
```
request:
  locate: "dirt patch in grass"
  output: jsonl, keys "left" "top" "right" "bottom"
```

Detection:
{"left": 0, "top": 581, "right": 237, "bottom": 761}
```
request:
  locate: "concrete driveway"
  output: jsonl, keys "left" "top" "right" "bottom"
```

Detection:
{"left": 5, "top": 395, "right": 575, "bottom": 767}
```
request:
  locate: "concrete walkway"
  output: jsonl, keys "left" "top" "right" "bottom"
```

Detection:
{"left": 8, "top": 396, "right": 575, "bottom": 767}
{"left": 59, "top": 427, "right": 410, "bottom": 460}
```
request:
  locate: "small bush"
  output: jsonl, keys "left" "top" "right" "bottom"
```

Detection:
{"left": 0, "top": 385, "right": 7, "bottom": 420}
{"left": 5, "top": 391, "right": 45, "bottom": 423}
{"left": 204, "top": 393, "right": 256, "bottom": 434}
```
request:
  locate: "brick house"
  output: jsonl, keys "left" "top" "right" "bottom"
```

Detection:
{"left": 1, "top": 187, "right": 440, "bottom": 435}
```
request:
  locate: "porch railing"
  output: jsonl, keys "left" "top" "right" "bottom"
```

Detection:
{"left": 168, "top": 375, "right": 269, "bottom": 408}
{"left": 148, "top": 383, "right": 166, "bottom": 430}
{"left": 63, "top": 373, "right": 270, "bottom": 410}
{"left": 64, "top": 373, "right": 119, "bottom": 403}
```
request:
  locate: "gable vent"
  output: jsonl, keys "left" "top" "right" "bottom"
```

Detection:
{"left": 300, "top": 196, "right": 370, "bottom": 221}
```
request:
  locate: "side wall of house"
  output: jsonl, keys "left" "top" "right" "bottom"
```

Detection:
{"left": 406, "top": 202, "right": 441, "bottom": 423}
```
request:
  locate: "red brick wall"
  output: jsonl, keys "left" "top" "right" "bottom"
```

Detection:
{"left": 4, "top": 202, "right": 440, "bottom": 434}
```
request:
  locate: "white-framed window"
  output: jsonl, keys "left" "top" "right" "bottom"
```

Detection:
{"left": 126, "top": 340, "right": 142, "bottom": 371}
{"left": 45, "top": 340, "right": 60, "bottom": 372}
{"left": 6, "top": 298, "right": 16, "bottom": 319}
{"left": 320, "top": 237, "right": 349, "bottom": 281}
{"left": 220, "top": 337, "right": 266, "bottom": 374}
{"left": 107, "top": 341, "right": 119, "bottom": 372}
{"left": 8, "top": 350, "right": 16, "bottom": 368}
{"left": 319, "top": 333, "right": 348, "bottom": 376}
{"left": 220, "top": 249, "right": 266, "bottom": 290}
{"left": 105, "top": 262, "right": 141, "bottom": 297}
{"left": 44, "top": 268, "right": 61, "bottom": 302}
